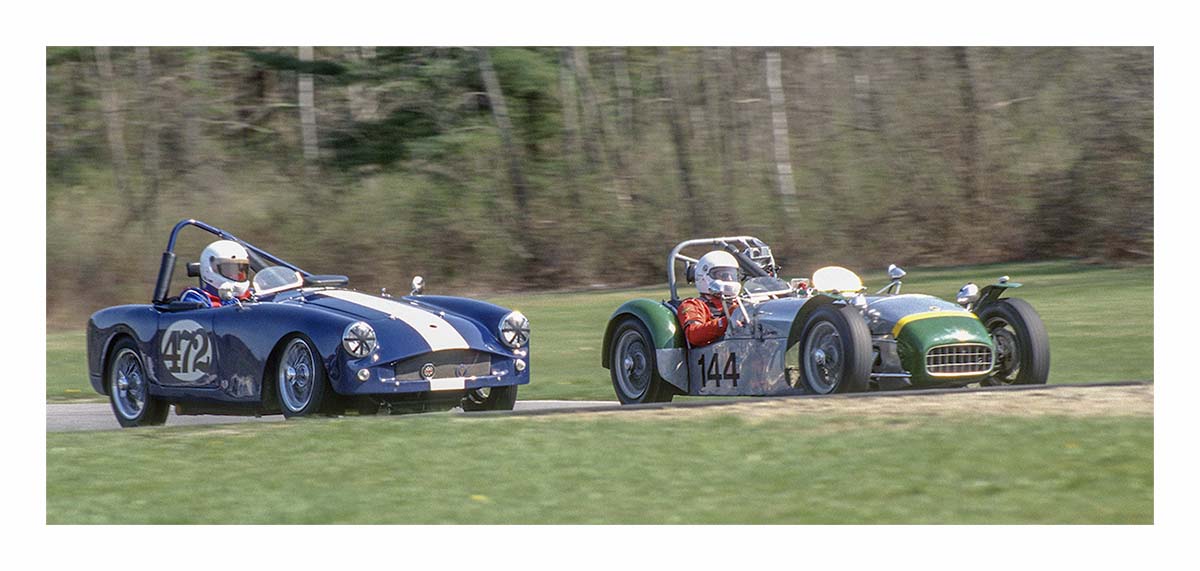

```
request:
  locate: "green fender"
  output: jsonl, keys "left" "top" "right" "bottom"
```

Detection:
{"left": 975, "top": 280, "right": 1022, "bottom": 312}
{"left": 601, "top": 299, "right": 688, "bottom": 391}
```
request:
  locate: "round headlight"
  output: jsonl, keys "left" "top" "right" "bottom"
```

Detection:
{"left": 342, "top": 321, "right": 377, "bottom": 358}
{"left": 499, "top": 311, "right": 530, "bottom": 349}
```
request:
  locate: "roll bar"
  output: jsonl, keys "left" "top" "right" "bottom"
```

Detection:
{"left": 667, "top": 236, "right": 772, "bottom": 301}
{"left": 152, "top": 219, "right": 310, "bottom": 303}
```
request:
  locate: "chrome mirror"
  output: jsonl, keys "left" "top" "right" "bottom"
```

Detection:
{"left": 410, "top": 275, "right": 425, "bottom": 296}
{"left": 888, "top": 264, "right": 907, "bottom": 280}
{"left": 956, "top": 282, "right": 980, "bottom": 308}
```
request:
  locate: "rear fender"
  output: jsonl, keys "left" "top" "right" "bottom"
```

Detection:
{"left": 601, "top": 299, "right": 687, "bottom": 391}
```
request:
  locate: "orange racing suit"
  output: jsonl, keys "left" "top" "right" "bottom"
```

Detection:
{"left": 677, "top": 295, "right": 738, "bottom": 347}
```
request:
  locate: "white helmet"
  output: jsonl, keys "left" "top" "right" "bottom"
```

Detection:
{"left": 695, "top": 250, "right": 741, "bottom": 298}
{"left": 199, "top": 240, "right": 251, "bottom": 298}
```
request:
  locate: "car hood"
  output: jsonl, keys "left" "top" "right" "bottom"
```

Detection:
{"left": 863, "top": 294, "right": 974, "bottom": 336}
{"left": 304, "top": 289, "right": 514, "bottom": 361}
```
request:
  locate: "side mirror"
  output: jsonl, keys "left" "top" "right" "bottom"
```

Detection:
{"left": 888, "top": 264, "right": 907, "bottom": 281}
{"left": 411, "top": 275, "right": 425, "bottom": 296}
{"left": 217, "top": 282, "right": 236, "bottom": 301}
{"left": 956, "top": 282, "right": 980, "bottom": 307}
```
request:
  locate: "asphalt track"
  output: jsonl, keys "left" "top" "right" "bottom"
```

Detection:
{"left": 46, "top": 381, "right": 1148, "bottom": 433}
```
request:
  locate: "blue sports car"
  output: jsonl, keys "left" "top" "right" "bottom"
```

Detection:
{"left": 86, "top": 219, "right": 531, "bottom": 427}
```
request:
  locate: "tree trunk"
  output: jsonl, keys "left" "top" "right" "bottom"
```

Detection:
{"left": 477, "top": 48, "right": 531, "bottom": 225}
{"left": 610, "top": 47, "right": 636, "bottom": 141}
{"left": 657, "top": 47, "right": 702, "bottom": 234}
{"left": 558, "top": 48, "right": 582, "bottom": 162}
{"left": 952, "top": 47, "right": 983, "bottom": 204}
{"left": 572, "top": 47, "right": 632, "bottom": 205}
{"left": 93, "top": 47, "right": 131, "bottom": 203}
{"left": 765, "top": 50, "right": 798, "bottom": 218}
{"left": 345, "top": 46, "right": 378, "bottom": 123}
{"left": 297, "top": 46, "right": 319, "bottom": 177}
{"left": 135, "top": 47, "right": 161, "bottom": 220}
{"left": 182, "top": 46, "right": 208, "bottom": 173}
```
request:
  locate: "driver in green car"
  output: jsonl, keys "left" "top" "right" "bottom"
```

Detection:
{"left": 677, "top": 250, "right": 744, "bottom": 347}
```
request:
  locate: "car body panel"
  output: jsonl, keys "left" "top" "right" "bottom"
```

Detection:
{"left": 87, "top": 219, "right": 530, "bottom": 415}
{"left": 602, "top": 237, "right": 1017, "bottom": 397}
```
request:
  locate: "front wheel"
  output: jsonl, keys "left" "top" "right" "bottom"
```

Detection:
{"left": 461, "top": 385, "right": 518, "bottom": 411}
{"left": 106, "top": 338, "right": 170, "bottom": 427}
{"left": 795, "top": 304, "right": 872, "bottom": 394}
{"left": 609, "top": 318, "right": 675, "bottom": 404}
{"left": 275, "top": 335, "right": 331, "bottom": 417}
{"left": 979, "top": 298, "right": 1050, "bottom": 386}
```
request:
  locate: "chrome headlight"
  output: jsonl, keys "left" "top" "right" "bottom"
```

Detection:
{"left": 498, "top": 311, "right": 530, "bottom": 349}
{"left": 342, "top": 321, "right": 377, "bottom": 358}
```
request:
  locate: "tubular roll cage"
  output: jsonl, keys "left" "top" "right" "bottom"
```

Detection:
{"left": 152, "top": 219, "right": 310, "bottom": 304}
{"left": 667, "top": 236, "right": 773, "bottom": 302}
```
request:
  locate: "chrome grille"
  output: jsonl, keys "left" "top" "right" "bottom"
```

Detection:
{"left": 925, "top": 343, "right": 993, "bottom": 377}
{"left": 393, "top": 350, "right": 491, "bottom": 381}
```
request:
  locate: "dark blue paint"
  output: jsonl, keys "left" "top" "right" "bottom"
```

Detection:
{"left": 87, "top": 219, "right": 531, "bottom": 415}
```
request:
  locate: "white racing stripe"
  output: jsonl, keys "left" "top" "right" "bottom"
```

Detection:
{"left": 321, "top": 290, "right": 470, "bottom": 351}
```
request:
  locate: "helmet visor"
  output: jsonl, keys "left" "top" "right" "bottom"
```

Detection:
{"left": 708, "top": 267, "right": 738, "bottom": 283}
{"left": 214, "top": 258, "right": 249, "bottom": 282}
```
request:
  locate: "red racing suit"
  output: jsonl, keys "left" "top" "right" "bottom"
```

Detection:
{"left": 677, "top": 295, "right": 738, "bottom": 347}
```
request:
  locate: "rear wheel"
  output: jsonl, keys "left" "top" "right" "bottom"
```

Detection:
{"left": 609, "top": 317, "right": 675, "bottom": 404}
{"left": 461, "top": 385, "right": 519, "bottom": 411}
{"left": 107, "top": 338, "right": 169, "bottom": 427}
{"left": 979, "top": 298, "right": 1050, "bottom": 386}
{"left": 275, "top": 336, "right": 331, "bottom": 417}
{"left": 796, "top": 304, "right": 872, "bottom": 394}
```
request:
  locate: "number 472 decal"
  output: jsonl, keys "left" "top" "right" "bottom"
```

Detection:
{"left": 697, "top": 352, "right": 740, "bottom": 387}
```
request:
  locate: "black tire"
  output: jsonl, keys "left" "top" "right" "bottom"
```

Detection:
{"left": 461, "top": 385, "right": 519, "bottom": 412}
{"left": 795, "top": 304, "right": 872, "bottom": 394}
{"left": 274, "top": 335, "right": 332, "bottom": 418}
{"left": 978, "top": 298, "right": 1050, "bottom": 386}
{"left": 106, "top": 337, "right": 169, "bottom": 427}
{"left": 608, "top": 317, "right": 675, "bottom": 404}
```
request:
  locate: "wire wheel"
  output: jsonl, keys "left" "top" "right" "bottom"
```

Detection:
{"left": 278, "top": 338, "right": 318, "bottom": 413}
{"left": 985, "top": 316, "right": 1021, "bottom": 384}
{"left": 614, "top": 328, "right": 652, "bottom": 401}
{"left": 802, "top": 321, "right": 844, "bottom": 394}
{"left": 111, "top": 348, "right": 148, "bottom": 420}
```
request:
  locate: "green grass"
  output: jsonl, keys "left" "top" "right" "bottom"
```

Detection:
{"left": 46, "top": 411, "right": 1152, "bottom": 524}
{"left": 46, "top": 260, "right": 1152, "bottom": 402}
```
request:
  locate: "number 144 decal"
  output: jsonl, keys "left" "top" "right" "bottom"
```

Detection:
{"left": 697, "top": 352, "right": 740, "bottom": 387}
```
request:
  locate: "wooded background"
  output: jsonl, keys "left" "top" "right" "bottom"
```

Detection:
{"left": 46, "top": 47, "right": 1152, "bottom": 325}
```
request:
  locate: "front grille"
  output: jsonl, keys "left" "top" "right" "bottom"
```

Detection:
{"left": 393, "top": 350, "right": 491, "bottom": 381}
{"left": 925, "top": 343, "right": 993, "bottom": 377}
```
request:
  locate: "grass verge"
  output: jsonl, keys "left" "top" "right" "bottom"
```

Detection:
{"left": 46, "top": 407, "right": 1152, "bottom": 524}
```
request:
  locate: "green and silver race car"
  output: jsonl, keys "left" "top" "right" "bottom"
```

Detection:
{"left": 601, "top": 237, "right": 1050, "bottom": 404}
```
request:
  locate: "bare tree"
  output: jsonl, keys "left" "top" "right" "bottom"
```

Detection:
{"left": 94, "top": 47, "right": 131, "bottom": 202}
{"left": 657, "top": 47, "right": 702, "bottom": 233}
{"left": 765, "top": 50, "right": 798, "bottom": 217}
{"left": 610, "top": 47, "right": 636, "bottom": 141}
{"left": 477, "top": 48, "right": 531, "bottom": 226}
{"left": 135, "top": 47, "right": 161, "bottom": 219}
{"left": 298, "top": 46, "right": 319, "bottom": 177}
{"left": 572, "top": 47, "right": 632, "bottom": 205}
{"left": 558, "top": 48, "right": 582, "bottom": 162}
{"left": 182, "top": 46, "right": 209, "bottom": 173}
{"left": 951, "top": 47, "right": 983, "bottom": 204}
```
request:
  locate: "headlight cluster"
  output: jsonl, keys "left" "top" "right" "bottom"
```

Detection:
{"left": 342, "top": 321, "right": 377, "bottom": 358}
{"left": 499, "top": 311, "right": 530, "bottom": 349}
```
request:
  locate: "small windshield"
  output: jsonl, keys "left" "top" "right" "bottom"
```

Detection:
{"left": 253, "top": 266, "right": 303, "bottom": 296}
{"left": 742, "top": 276, "right": 793, "bottom": 296}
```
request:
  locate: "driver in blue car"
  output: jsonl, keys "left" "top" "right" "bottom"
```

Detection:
{"left": 677, "top": 250, "right": 744, "bottom": 347}
{"left": 180, "top": 240, "right": 253, "bottom": 307}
